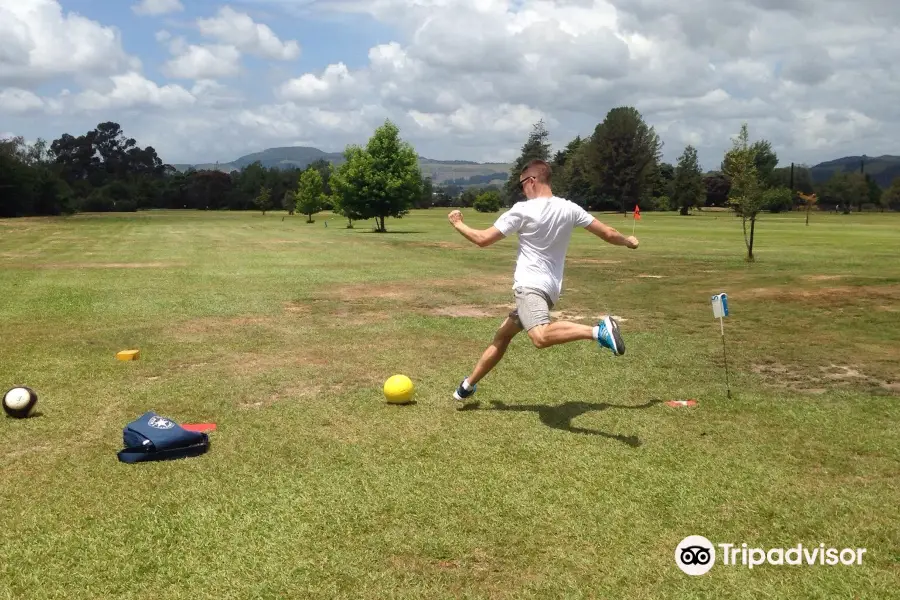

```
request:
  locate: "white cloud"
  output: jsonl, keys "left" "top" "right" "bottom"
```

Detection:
{"left": 132, "top": 0, "right": 184, "bottom": 16}
{"left": 276, "top": 63, "right": 360, "bottom": 105}
{"left": 0, "top": 89, "right": 46, "bottom": 114}
{"left": 70, "top": 72, "right": 196, "bottom": 112}
{"left": 197, "top": 6, "right": 301, "bottom": 60}
{"left": 163, "top": 44, "right": 243, "bottom": 80}
{"left": 3, "top": 0, "right": 900, "bottom": 169}
{"left": 0, "top": 0, "right": 139, "bottom": 87}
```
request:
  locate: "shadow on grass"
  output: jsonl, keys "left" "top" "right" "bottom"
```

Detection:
{"left": 459, "top": 399, "right": 663, "bottom": 447}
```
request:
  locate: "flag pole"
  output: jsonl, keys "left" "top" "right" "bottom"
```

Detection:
{"left": 711, "top": 293, "right": 731, "bottom": 398}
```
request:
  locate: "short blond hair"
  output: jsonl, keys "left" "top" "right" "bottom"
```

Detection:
{"left": 520, "top": 159, "right": 552, "bottom": 184}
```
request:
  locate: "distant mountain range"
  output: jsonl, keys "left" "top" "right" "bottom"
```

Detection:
{"left": 806, "top": 155, "right": 900, "bottom": 188}
{"left": 172, "top": 146, "right": 512, "bottom": 186}
{"left": 172, "top": 146, "right": 900, "bottom": 189}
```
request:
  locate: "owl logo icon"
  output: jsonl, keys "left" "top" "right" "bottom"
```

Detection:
{"left": 675, "top": 536, "right": 716, "bottom": 575}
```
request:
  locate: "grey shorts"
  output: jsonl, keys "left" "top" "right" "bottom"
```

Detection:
{"left": 509, "top": 286, "right": 554, "bottom": 331}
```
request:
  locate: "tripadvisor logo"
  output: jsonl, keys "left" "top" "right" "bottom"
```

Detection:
{"left": 675, "top": 536, "right": 867, "bottom": 575}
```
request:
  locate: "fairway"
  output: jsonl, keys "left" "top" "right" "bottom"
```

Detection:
{"left": 1, "top": 209, "right": 898, "bottom": 598}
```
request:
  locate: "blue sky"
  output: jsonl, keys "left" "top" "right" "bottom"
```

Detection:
{"left": 2, "top": 0, "right": 897, "bottom": 169}
{"left": 64, "top": 0, "right": 397, "bottom": 100}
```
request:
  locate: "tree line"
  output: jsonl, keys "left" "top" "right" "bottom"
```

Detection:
{"left": 0, "top": 121, "right": 435, "bottom": 225}
{"left": 500, "top": 109, "right": 900, "bottom": 216}
{"left": 3, "top": 112, "right": 900, "bottom": 227}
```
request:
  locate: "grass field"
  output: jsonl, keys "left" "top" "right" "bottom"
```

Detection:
{"left": 1, "top": 207, "right": 898, "bottom": 599}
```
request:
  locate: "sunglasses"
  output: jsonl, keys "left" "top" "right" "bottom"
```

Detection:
{"left": 518, "top": 176, "right": 534, "bottom": 189}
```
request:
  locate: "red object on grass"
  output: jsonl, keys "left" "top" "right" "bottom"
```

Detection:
{"left": 634, "top": 205, "right": 641, "bottom": 220}
{"left": 665, "top": 400, "right": 697, "bottom": 408}
{"left": 182, "top": 423, "right": 217, "bottom": 432}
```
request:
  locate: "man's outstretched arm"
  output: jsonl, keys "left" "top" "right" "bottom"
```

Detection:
{"left": 448, "top": 210, "right": 505, "bottom": 247}
{"left": 585, "top": 218, "right": 639, "bottom": 248}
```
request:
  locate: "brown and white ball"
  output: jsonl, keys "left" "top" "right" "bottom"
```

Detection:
{"left": 3, "top": 387, "right": 38, "bottom": 419}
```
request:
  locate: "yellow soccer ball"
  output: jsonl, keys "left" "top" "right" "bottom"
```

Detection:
{"left": 383, "top": 374, "right": 415, "bottom": 404}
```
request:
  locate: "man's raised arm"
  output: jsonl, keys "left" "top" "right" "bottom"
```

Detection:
{"left": 585, "top": 218, "right": 639, "bottom": 249}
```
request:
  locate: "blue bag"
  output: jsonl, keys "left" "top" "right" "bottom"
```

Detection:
{"left": 117, "top": 411, "right": 210, "bottom": 463}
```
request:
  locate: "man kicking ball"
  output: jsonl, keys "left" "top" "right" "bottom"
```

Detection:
{"left": 447, "top": 159, "right": 639, "bottom": 402}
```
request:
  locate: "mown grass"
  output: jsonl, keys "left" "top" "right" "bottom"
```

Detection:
{"left": 1, "top": 207, "right": 898, "bottom": 599}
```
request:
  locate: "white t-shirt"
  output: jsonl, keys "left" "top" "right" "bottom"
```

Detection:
{"left": 493, "top": 195, "right": 595, "bottom": 304}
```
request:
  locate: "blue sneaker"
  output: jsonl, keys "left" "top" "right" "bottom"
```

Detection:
{"left": 453, "top": 379, "right": 477, "bottom": 402}
{"left": 596, "top": 316, "right": 625, "bottom": 355}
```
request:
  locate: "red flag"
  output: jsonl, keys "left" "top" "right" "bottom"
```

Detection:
{"left": 634, "top": 205, "right": 641, "bottom": 220}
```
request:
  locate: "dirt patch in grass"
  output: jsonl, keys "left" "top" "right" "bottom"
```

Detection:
{"left": 1, "top": 251, "right": 41, "bottom": 259}
{"left": 430, "top": 305, "right": 500, "bottom": 318}
{"left": 740, "top": 284, "right": 900, "bottom": 305}
{"left": 326, "top": 306, "right": 393, "bottom": 325}
{"left": 282, "top": 301, "right": 310, "bottom": 315}
{"left": 804, "top": 275, "right": 845, "bottom": 281}
{"left": 423, "top": 303, "right": 625, "bottom": 324}
{"left": 5, "top": 261, "right": 185, "bottom": 269}
{"left": 323, "top": 275, "right": 511, "bottom": 304}
{"left": 753, "top": 361, "right": 899, "bottom": 395}
{"left": 404, "top": 241, "right": 469, "bottom": 250}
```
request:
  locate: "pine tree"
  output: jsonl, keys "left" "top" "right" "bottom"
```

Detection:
{"left": 672, "top": 145, "right": 705, "bottom": 215}
{"left": 504, "top": 119, "right": 552, "bottom": 205}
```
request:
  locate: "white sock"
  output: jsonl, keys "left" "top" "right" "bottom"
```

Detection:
{"left": 592, "top": 325, "right": 600, "bottom": 340}
{"left": 462, "top": 378, "right": 474, "bottom": 391}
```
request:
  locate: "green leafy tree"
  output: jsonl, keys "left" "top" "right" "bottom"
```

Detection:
{"left": 586, "top": 106, "right": 663, "bottom": 214}
{"left": 416, "top": 175, "right": 434, "bottom": 208}
{"left": 504, "top": 119, "right": 552, "bottom": 205}
{"left": 359, "top": 119, "right": 422, "bottom": 232}
{"left": 560, "top": 141, "right": 594, "bottom": 208}
{"left": 282, "top": 191, "right": 295, "bottom": 215}
{"left": 652, "top": 162, "right": 675, "bottom": 200}
{"left": 473, "top": 190, "right": 502, "bottom": 212}
{"left": 254, "top": 185, "right": 273, "bottom": 215}
{"left": 883, "top": 177, "right": 900, "bottom": 211}
{"left": 328, "top": 147, "right": 371, "bottom": 228}
{"left": 772, "top": 164, "right": 814, "bottom": 194}
{"left": 761, "top": 186, "right": 793, "bottom": 214}
{"left": 671, "top": 145, "right": 705, "bottom": 215}
{"left": 722, "top": 123, "right": 764, "bottom": 261}
{"left": 295, "top": 167, "right": 325, "bottom": 223}
{"left": 819, "top": 171, "right": 867, "bottom": 213}
{"left": 750, "top": 139, "right": 778, "bottom": 188}
{"left": 550, "top": 135, "right": 584, "bottom": 198}
{"left": 459, "top": 188, "right": 477, "bottom": 208}
{"left": 865, "top": 175, "right": 882, "bottom": 211}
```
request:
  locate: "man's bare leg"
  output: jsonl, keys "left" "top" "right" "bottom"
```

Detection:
{"left": 527, "top": 316, "right": 625, "bottom": 355}
{"left": 526, "top": 321, "right": 594, "bottom": 349}
{"left": 454, "top": 316, "right": 522, "bottom": 401}
{"left": 467, "top": 316, "right": 523, "bottom": 385}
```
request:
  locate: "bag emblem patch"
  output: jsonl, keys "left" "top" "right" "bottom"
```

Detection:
{"left": 148, "top": 416, "right": 175, "bottom": 429}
